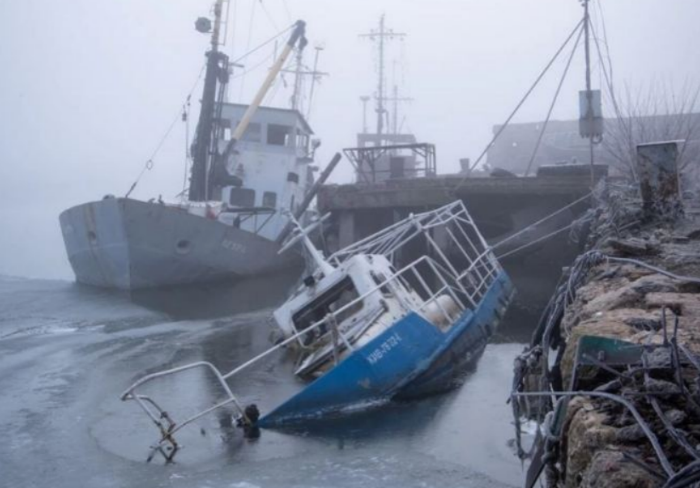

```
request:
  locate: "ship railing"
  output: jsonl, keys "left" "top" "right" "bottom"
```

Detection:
{"left": 119, "top": 300, "right": 371, "bottom": 462}
{"left": 288, "top": 244, "right": 501, "bottom": 350}
{"left": 329, "top": 201, "right": 488, "bottom": 265}
{"left": 120, "top": 204, "right": 502, "bottom": 460}
{"left": 221, "top": 205, "right": 278, "bottom": 235}
{"left": 326, "top": 201, "right": 502, "bottom": 301}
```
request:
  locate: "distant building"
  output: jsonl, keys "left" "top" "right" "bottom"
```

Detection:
{"left": 486, "top": 114, "right": 700, "bottom": 176}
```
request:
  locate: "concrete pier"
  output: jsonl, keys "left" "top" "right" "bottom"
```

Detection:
{"left": 319, "top": 171, "right": 601, "bottom": 252}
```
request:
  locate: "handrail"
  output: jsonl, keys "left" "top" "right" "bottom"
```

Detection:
{"left": 124, "top": 248, "right": 501, "bottom": 407}
{"left": 120, "top": 199, "right": 503, "bottom": 458}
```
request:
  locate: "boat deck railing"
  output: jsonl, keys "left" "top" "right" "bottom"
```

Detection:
{"left": 120, "top": 200, "right": 503, "bottom": 461}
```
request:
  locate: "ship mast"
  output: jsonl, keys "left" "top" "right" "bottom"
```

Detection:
{"left": 282, "top": 44, "right": 327, "bottom": 115}
{"left": 360, "top": 15, "right": 405, "bottom": 145}
{"left": 189, "top": 0, "right": 230, "bottom": 202}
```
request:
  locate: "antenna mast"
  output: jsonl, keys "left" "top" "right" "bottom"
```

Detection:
{"left": 360, "top": 15, "right": 405, "bottom": 144}
{"left": 387, "top": 84, "right": 412, "bottom": 135}
{"left": 306, "top": 45, "right": 326, "bottom": 120}
{"left": 360, "top": 96, "right": 370, "bottom": 133}
{"left": 281, "top": 44, "right": 328, "bottom": 115}
{"left": 189, "top": 0, "right": 230, "bottom": 201}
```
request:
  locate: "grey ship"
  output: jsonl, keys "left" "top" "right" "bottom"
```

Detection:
{"left": 60, "top": 4, "right": 329, "bottom": 290}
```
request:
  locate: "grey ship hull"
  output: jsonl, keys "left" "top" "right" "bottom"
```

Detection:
{"left": 59, "top": 198, "right": 300, "bottom": 290}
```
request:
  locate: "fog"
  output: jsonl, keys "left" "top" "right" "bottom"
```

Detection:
{"left": 1, "top": 0, "right": 699, "bottom": 280}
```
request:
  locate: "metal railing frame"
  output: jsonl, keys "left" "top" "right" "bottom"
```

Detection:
{"left": 120, "top": 200, "right": 503, "bottom": 456}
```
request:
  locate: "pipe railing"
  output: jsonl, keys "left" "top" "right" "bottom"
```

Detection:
{"left": 120, "top": 199, "right": 502, "bottom": 455}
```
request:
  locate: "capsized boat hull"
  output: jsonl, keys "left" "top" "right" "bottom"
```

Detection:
{"left": 259, "top": 271, "right": 513, "bottom": 427}
{"left": 59, "top": 197, "right": 301, "bottom": 290}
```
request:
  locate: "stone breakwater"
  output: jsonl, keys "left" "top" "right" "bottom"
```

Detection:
{"left": 512, "top": 183, "right": 700, "bottom": 488}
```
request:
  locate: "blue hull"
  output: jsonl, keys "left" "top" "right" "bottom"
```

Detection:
{"left": 259, "top": 271, "right": 513, "bottom": 427}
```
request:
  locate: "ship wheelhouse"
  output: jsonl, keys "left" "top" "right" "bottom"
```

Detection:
{"left": 216, "top": 104, "right": 316, "bottom": 241}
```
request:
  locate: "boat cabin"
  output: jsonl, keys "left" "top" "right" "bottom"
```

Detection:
{"left": 273, "top": 251, "right": 424, "bottom": 378}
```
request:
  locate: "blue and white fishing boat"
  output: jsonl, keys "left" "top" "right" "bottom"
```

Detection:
{"left": 120, "top": 200, "right": 513, "bottom": 461}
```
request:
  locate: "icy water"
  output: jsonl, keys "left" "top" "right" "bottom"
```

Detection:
{"left": 0, "top": 273, "right": 530, "bottom": 488}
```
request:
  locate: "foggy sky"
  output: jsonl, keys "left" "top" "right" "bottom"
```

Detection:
{"left": 1, "top": 0, "right": 699, "bottom": 280}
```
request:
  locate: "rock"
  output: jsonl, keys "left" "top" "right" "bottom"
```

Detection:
{"left": 625, "top": 317, "right": 661, "bottom": 331}
{"left": 644, "top": 377, "right": 681, "bottom": 398}
{"left": 670, "top": 235, "right": 690, "bottom": 244}
{"left": 581, "top": 287, "right": 642, "bottom": 319}
{"left": 642, "top": 347, "right": 672, "bottom": 369}
{"left": 646, "top": 292, "right": 700, "bottom": 316}
{"left": 581, "top": 450, "right": 657, "bottom": 488}
{"left": 615, "top": 425, "right": 646, "bottom": 443}
{"left": 564, "top": 399, "right": 618, "bottom": 488}
{"left": 666, "top": 408, "right": 687, "bottom": 426}
{"left": 629, "top": 274, "right": 679, "bottom": 295}
{"left": 607, "top": 237, "right": 660, "bottom": 257}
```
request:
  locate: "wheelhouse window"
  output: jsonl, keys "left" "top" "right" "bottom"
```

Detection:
{"left": 296, "top": 130, "right": 309, "bottom": 151}
{"left": 218, "top": 118, "right": 232, "bottom": 141}
{"left": 262, "top": 191, "right": 277, "bottom": 208}
{"left": 267, "top": 124, "right": 291, "bottom": 146}
{"left": 229, "top": 188, "right": 255, "bottom": 207}
{"left": 292, "top": 277, "right": 363, "bottom": 335}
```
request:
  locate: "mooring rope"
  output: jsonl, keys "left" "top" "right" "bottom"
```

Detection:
{"left": 490, "top": 192, "right": 593, "bottom": 255}
{"left": 452, "top": 18, "right": 584, "bottom": 191}
{"left": 124, "top": 63, "right": 207, "bottom": 198}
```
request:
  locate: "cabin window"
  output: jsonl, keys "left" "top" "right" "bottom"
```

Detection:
{"left": 296, "top": 131, "right": 309, "bottom": 151}
{"left": 292, "top": 277, "right": 363, "bottom": 336}
{"left": 262, "top": 191, "right": 277, "bottom": 208}
{"left": 229, "top": 188, "right": 255, "bottom": 207}
{"left": 240, "top": 122, "right": 262, "bottom": 143}
{"left": 371, "top": 271, "right": 393, "bottom": 297}
{"left": 287, "top": 172, "right": 299, "bottom": 183}
{"left": 267, "top": 124, "right": 290, "bottom": 146}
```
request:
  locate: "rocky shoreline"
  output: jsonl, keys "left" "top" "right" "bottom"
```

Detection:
{"left": 513, "top": 180, "right": 700, "bottom": 488}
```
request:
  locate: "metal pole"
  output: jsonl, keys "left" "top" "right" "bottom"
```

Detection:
{"left": 377, "top": 15, "right": 385, "bottom": 141}
{"left": 306, "top": 46, "right": 323, "bottom": 119}
{"left": 393, "top": 84, "right": 398, "bottom": 135}
{"left": 584, "top": 0, "right": 595, "bottom": 188}
{"left": 360, "top": 96, "right": 370, "bottom": 133}
{"left": 276, "top": 152, "right": 343, "bottom": 244}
